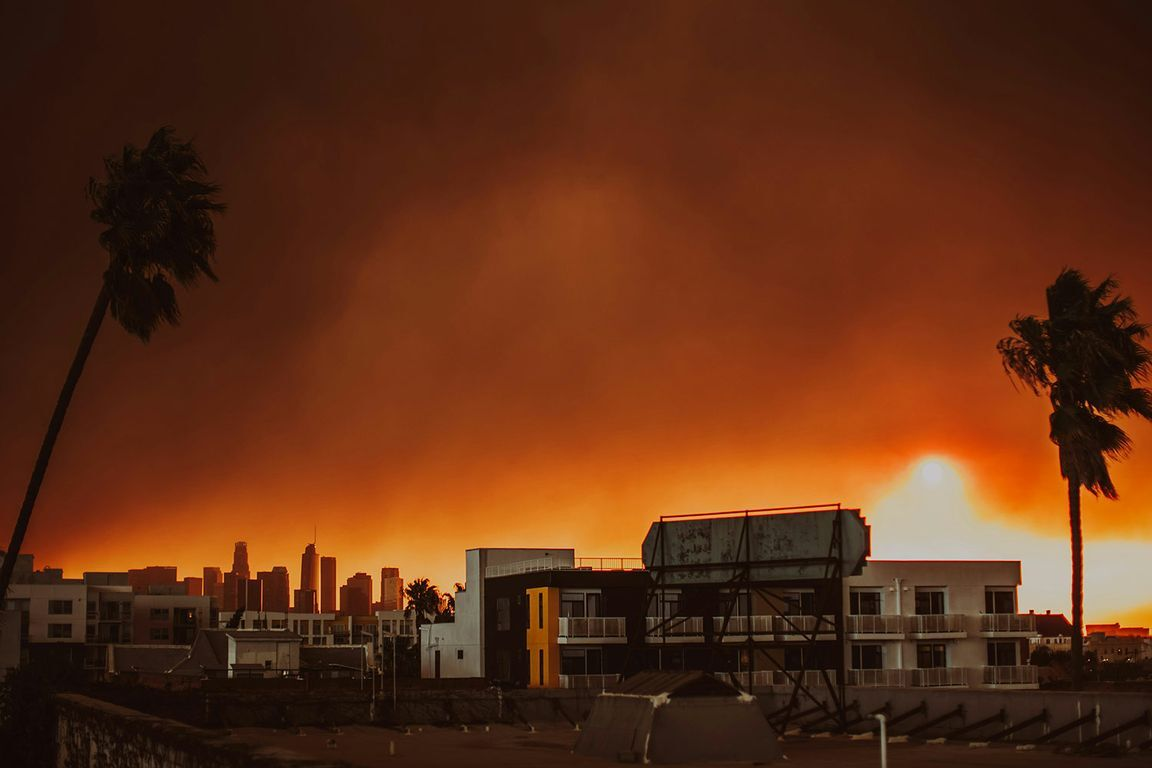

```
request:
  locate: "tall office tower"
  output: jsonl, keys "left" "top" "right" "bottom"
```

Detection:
{"left": 300, "top": 543, "right": 320, "bottom": 595}
{"left": 339, "top": 572, "right": 373, "bottom": 616}
{"left": 203, "top": 567, "right": 223, "bottom": 601}
{"left": 222, "top": 571, "right": 238, "bottom": 612}
{"left": 231, "top": 542, "right": 250, "bottom": 580}
{"left": 293, "top": 588, "right": 317, "bottom": 614}
{"left": 379, "top": 567, "right": 404, "bottom": 611}
{"left": 320, "top": 556, "right": 337, "bottom": 613}
{"left": 259, "top": 567, "right": 291, "bottom": 613}
{"left": 243, "top": 578, "right": 263, "bottom": 613}
{"left": 183, "top": 576, "right": 204, "bottom": 596}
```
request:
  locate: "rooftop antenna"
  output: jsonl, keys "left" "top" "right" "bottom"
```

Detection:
{"left": 313, "top": 524, "right": 317, "bottom": 548}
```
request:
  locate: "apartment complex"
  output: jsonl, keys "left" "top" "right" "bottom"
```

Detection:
{"left": 420, "top": 512, "right": 1040, "bottom": 691}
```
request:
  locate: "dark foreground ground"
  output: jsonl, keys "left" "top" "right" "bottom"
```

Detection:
{"left": 229, "top": 723, "right": 1152, "bottom": 767}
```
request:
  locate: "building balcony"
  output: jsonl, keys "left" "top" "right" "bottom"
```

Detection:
{"left": 771, "top": 669, "right": 838, "bottom": 689}
{"left": 775, "top": 614, "right": 836, "bottom": 637}
{"left": 713, "top": 615, "right": 774, "bottom": 638}
{"left": 910, "top": 667, "right": 968, "bottom": 687}
{"left": 982, "top": 665, "right": 1038, "bottom": 687}
{"left": 557, "top": 616, "right": 627, "bottom": 643}
{"left": 908, "top": 614, "right": 967, "bottom": 638}
{"left": 645, "top": 615, "right": 704, "bottom": 640}
{"left": 848, "top": 668, "right": 908, "bottom": 687}
{"left": 712, "top": 670, "right": 772, "bottom": 689}
{"left": 979, "top": 613, "right": 1037, "bottom": 636}
{"left": 846, "top": 614, "right": 904, "bottom": 638}
{"left": 558, "top": 673, "right": 620, "bottom": 690}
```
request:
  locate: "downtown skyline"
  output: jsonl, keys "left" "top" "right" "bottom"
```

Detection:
{"left": 2, "top": 2, "right": 1152, "bottom": 627}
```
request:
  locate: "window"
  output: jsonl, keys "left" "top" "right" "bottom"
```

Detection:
{"left": 457, "top": 649, "right": 464, "bottom": 660}
{"left": 264, "top": 659, "right": 273, "bottom": 669}
{"left": 914, "top": 589, "right": 945, "bottom": 615}
{"left": 47, "top": 623, "right": 73, "bottom": 639}
{"left": 561, "top": 591, "right": 602, "bottom": 619}
{"left": 149, "top": 608, "right": 170, "bottom": 620}
{"left": 986, "top": 641, "right": 1018, "bottom": 666}
{"left": 784, "top": 590, "right": 816, "bottom": 616}
{"left": 538, "top": 649, "right": 544, "bottom": 686}
{"left": 496, "top": 597, "right": 511, "bottom": 631}
{"left": 850, "top": 590, "right": 882, "bottom": 616}
{"left": 48, "top": 600, "right": 73, "bottom": 615}
{"left": 984, "top": 589, "right": 1015, "bottom": 614}
{"left": 537, "top": 593, "right": 544, "bottom": 630}
{"left": 916, "top": 643, "right": 947, "bottom": 668}
{"left": 852, "top": 644, "right": 884, "bottom": 670}
{"left": 560, "top": 648, "right": 603, "bottom": 676}
{"left": 150, "top": 627, "right": 170, "bottom": 641}
{"left": 783, "top": 646, "right": 808, "bottom": 671}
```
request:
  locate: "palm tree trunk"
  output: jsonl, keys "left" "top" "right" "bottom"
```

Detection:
{"left": 0, "top": 283, "right": 110, "bottom": 601}
{"left": 1068, "top": 471, "right": 1084, "bottom": 690}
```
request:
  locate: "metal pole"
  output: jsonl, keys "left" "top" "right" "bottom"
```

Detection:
{"left": 870, "top": 713, "right": 888, "bottom": 768}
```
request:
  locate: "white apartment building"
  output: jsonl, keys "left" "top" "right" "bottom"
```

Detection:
{"left": 420, "top": 548, "right": 575, "bottom": 679}
{"left": 843, "top": 560, "right": 1037, "bottom": 689}
{"left": 6, "top": 582, "right": 88, "bottom": 645}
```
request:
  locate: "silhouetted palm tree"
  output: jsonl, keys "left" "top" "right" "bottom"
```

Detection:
{"left": 998, "top": 268, "right": 1152, "bottom": 688}
{"left": 0, "top": 128, "right": 224, "bottom": 601}
{"left": 404, "top": 578, "right": 442, "bottom": 632}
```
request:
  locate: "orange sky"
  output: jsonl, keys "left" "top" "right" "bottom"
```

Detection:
{"left": 2, "top": 2, "right": 1151, "bottom": 624}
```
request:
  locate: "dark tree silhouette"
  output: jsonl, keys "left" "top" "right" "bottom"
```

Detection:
{"left": 404, "top": 578, "right": 442, "bottom": 632}
{"left": 998, "top": 268, "right": 1152, "bottom": 689}
{"left": 0, "top": 128, "right": 224, "bottom": 601}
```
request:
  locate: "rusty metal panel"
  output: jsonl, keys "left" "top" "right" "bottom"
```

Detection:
{"left": 641, "top": 508, "right": 870, "bottom": 584}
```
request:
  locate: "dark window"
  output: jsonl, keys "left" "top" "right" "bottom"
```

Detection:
{"left": 496, "top": 597, "right": 511, "bottom": 631}
{"left": 783, "top": 646, "right": 808, "bottom": 671}
{"left": 852, "top": 644, "right": 883, "bottom": 669}
{"left": 48, "top": 600, "right": 73, "bottom": 615}
{"left": 537, "top": 593, "right": 544, "bottom": 629}
{"left": 149, "top": 608, "right": 170, "bottom": 620}
{"left": 984, "top": 589, "right": 1015, "bottom": 614}
{"left": 986, "top": 641, "right": 1017, "bottom": 666}
{"left": 457, "top": 649, "right": 464, "bottom": 660}
{"left": 914, "top": 590, "right": 945, "bottom": 615}
{"left": 784, "top": 591, "right": 816, "bottom": 616}
{"left": 916, "top": 643, "right": 947, "bottom": 668}
{"left": 538, "top": 649, "right": 544, "bottom": 686}
{"left": 150, "top": 627, "right": 170, "bottom": 641}
{"left": 47, "top": 623, "right": 73, "bottom": 639}
{"left": 850, "top": 591, "right": 881, "bottom": 615}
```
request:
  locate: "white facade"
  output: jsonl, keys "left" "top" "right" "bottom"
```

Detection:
{"left": 421, "top": 548, "right": 575, "bottom": 679}
{"left": 217, "top": 610, "right": 335, "bottom": 645}
{"left": 842, "top": 560, "right": 1037, "bottom": 689}
{"left": 6, "top": 583, "right": 87, "bottom": 644}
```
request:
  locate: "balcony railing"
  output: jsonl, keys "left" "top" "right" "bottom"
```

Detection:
{"left": 848, "top": 668, "right": 908, "bottom": 687}
{"left": 713, "top": 615, "right": 774, "bottom": 635}
{"left": 847, "top": 614, "right": 903, "bottom": 635}
{"left": 771, "top": 669, "right": 838, "bottom": 688}
{"left": 575, "top": 557, "right": 645, "bottom": 571}
{"left": 712, "top": 670, "right": 772, "bottom": 688}
{"left": 558, "top": 616, "right": 627, "bottom": 639}
{"left": 910, "top": 667, "right": 967, "bottom": 687}
{"left": 558, "top": 673, "right": 619, "bottom": 690}
{"left": 909, "top": 614, "right": 966, "bottom": 635}
{"left": 485, "top": 557, "right": 571, "bottom": 579}
{"left": 982, "top": 665, "right": 1037, "bottom": 685}
{"left": 645, "top": 616, "right": 704, "bottom": 637}
{"left": 980, "top": 614, "right": 1036, "bottom": 634}
{"left": 776, "top": 615, "right": 836, "bottom": 635}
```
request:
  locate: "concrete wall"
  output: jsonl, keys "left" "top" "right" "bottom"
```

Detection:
{"left": 55, "top": 693, "right": 353, "bottom": 767}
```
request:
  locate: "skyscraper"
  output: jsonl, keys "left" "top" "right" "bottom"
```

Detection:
{"left": 300, "top": 543, "right": 320, "bottom": 612}
{"left": 379, "top": 567, "right": 404, "bottom": 611}
{"left": 203, "top": 567, "right": 223, "bottom": 601}
{"left": 231, "top": 542, "right": 250, "bottom": 580}
{"left": 340, "top": 572, "right": 373, "bottom": 616}
{"left": 259, "top": 566, "right": 291, "bottom": 613}
{"left": 320, "top": 556, "right": 337, "bottom": 613}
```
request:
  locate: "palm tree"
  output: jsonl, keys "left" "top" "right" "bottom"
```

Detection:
{"left": 0, "top": 128, "right": 224, "bottom": 602}
{"left": 998, "top": 268, "right": 1152, "bottom": 688}
{"left": 404, "top": 578, "right": 442, "bottom": 632}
